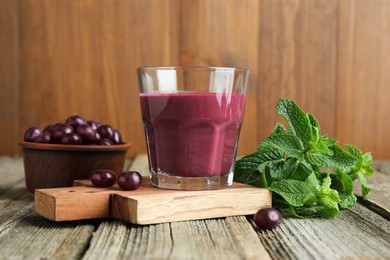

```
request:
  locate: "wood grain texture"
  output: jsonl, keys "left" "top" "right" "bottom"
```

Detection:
{"left": 18, "top": 0, "right": 179, "bottom": 158}
{"left": 112, "top": 182, "right": 271, "bottom": 225}
{"left": 35, "top": 185, "right": 112, "bottom": 221}
{"left": 180, "top": 0, "right": 261, "bottom": 155}
{"left": 99, "top": 0, "right": 180, "bottom": 158}
{"left": 337, "top": 0, "right": 390, "bottom": 159}
{"left": 0, "top": 205, "right": 96, "bottom": 259}
{"left": 0, "top": 157, "right": 390, "bottom": 259}
{"left": 378, "top": 161, "right": 390, "bottom": 174}
{"left": 258, "top": 0, "right": 338, "bottom": 142}
{"left": 0, "top": 157, "right": 25, "bottom": 193}
{"left": 35, "top": 178, "right": 272, "bottom": 224}
{"left": 256, "top": 203, "right": 390, "bottom": 259}
{"left": 0, "top": 0, "right": 20, "bottom": 156}
{"left": 356, "top": 162, "right": 390, "bottom": 220}
{"left": 82, "top": 217, "right": 271, "bottom": 260}
{"left": 1, "top": 1, "right": 390, "bottom": 161}
{"left": 0, "top": 161, "right": 96, "bottom": 259}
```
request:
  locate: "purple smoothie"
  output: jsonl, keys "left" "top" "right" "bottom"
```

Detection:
{"left": 140, "top": 92, "right": 246, "bottom": 177}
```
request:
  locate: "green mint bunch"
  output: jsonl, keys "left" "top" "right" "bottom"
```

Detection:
{"left": 234, "top": 99, "right": 374, "bottom": 218}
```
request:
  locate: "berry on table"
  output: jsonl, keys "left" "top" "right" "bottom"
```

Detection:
{"left": 253, "top": 208, "right": 282, "bottom": 230}
{"left": 91, "top": 169, "right": 117, "bottom": 188}
{"left": 117, "top": 171, "right": 142, "bottom": 190}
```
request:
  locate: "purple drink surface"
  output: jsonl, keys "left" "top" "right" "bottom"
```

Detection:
{"left": 140, "top": 92, "right": 246, "bottom": 177}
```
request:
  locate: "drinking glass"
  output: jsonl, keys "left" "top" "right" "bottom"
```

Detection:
{"left": 138, "top": 66, "right": 249, "bottom": 190}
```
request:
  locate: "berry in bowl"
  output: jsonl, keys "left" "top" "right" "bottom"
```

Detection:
{"left": 19, "top": 115, "right": 131, "bottom": 192}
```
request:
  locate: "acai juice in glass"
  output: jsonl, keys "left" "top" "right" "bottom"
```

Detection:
{"left": 138, "top": 66, "right": 249, "bottom": 190}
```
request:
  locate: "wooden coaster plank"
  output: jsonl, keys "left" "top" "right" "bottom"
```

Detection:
{"left": 34, "top": 177, "right": 272, "bottom": 224}
{"left": 112, "top": 184, "right": 272, "bottom": 224}
{"left": 35, "top": 186, "right": 113, "bottom": 221}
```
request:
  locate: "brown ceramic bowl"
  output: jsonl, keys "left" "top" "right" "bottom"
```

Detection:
{"left": 19, "top": 141, "right": 131, "bottom": 192}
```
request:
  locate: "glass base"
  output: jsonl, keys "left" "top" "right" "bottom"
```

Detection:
{"left": 150, "top": 169, "right": 234, "bottom": 190}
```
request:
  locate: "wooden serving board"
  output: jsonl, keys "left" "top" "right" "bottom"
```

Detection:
{"left": 34, "top": 177, "right": 272, "bottom": 225}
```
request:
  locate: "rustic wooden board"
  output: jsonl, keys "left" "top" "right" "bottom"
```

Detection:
{"left": 0, "top": 156, "right": 25, "bottom": 192}
{"left": 355, "top": 162, "right": 390, "bottom": 220}
{"left": 35, "top": 178, "right": 272, "bottom": 224}
{"left": 82, "top": 217, "right": 272, "bottom": 260}
{"left": 1, "top": 157, "right": 389, "bottom": 259}
{"left": 0, "top": 158, "right": 96, "bottom": 259}
{"left": 256, "top": 203, "right": 390, "bottom": 259}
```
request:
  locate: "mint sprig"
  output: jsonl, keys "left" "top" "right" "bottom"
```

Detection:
{"left": 234, "top": 99, "right": 374, "bottom": 218}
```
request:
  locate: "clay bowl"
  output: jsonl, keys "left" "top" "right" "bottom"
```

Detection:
{"left": 19, "top": 141, "right": 131, "bottom": 192}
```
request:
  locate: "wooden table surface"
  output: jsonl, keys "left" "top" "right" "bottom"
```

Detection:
{"left": 0, "top": 154, "right": 389, "bottom": 259}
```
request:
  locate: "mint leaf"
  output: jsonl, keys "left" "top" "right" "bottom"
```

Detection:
{"left": 316, "top": 174, "right": 341, "bottom": 217}
{"left": 309, "top": 136, "right": 334, "bottom": 156}
{"left": 339, "top": 194, "right": 357, "bottom": 209}
{"left": 362, "top": 155, "right": 374, "bottom": 176}
{"left": 234, "top": 146, "right": 284, "bottom": 186}
{"left": 305, "top": 172, "right": 320, "bottom": 191}
{"left": 272, "top": 123, "right": 287, "bottom": 134}
{"left": 234, "top": 98, "right": 374, "bottom": 218}
{"left": 259, "top": 167, "right": 272, "bottom": 188}
{"left": 306, "top": 144, "right": 358, "bottom": 171}
{"left": 318, "top": 174, "right": 341, "bottom": 205}
{"left": 267, "top": 157, "right": 297, "bottom": 181}
{"left": 233, "top": 168, "right": 262, "bottom": 187}
{"left": 332, "top": 169, "right": 356, "bottom": 208}
{"left": 307, "top": 113, "right": 320, "bottom": 143}
{"left": 320, "top": 136, "right": 337, "bottom": 147}
{"left": 262, "top": 133, "right": 304, "bottom": 160}
{"left": 346, "top": 144, "right": 374, "bottom": 176}
{"left": 354, "top": 172, "right": 371, "bottom": 197}
{"left": 268, "top": 180, "right": 318, "bottom": 207}
{"left": 345, "top": 144, "right": 363, "bottom": 159}
{"left": 276, "top": 99, "right": 312, "bottom": 148}
{"left": 234, "top": 151, "right": 262, "bottom": 175}
{"left": 289, "top": 160, "right": 313, "bottom": 181}
{"left": 255, "top": 145, "right": 285, "bottom": 172}
{"left": 316, "top": 205, "right": 340, "bottom": 218}
{"left": 345, "top": 144, "right": 374, "bottom": 197}
{"left": 289, "top": 206, "right": 319, "bottom": 218}
{"left": 233, "top": 151, "right": 263, "bottom": 186}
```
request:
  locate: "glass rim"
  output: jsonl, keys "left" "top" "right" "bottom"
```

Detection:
{"left": 137, "top": 66, "right": 249, "bottom": 73}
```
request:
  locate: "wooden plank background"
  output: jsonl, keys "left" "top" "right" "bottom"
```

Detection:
{"left": 0, "top": 0, "right": 389, "bottom": 159}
